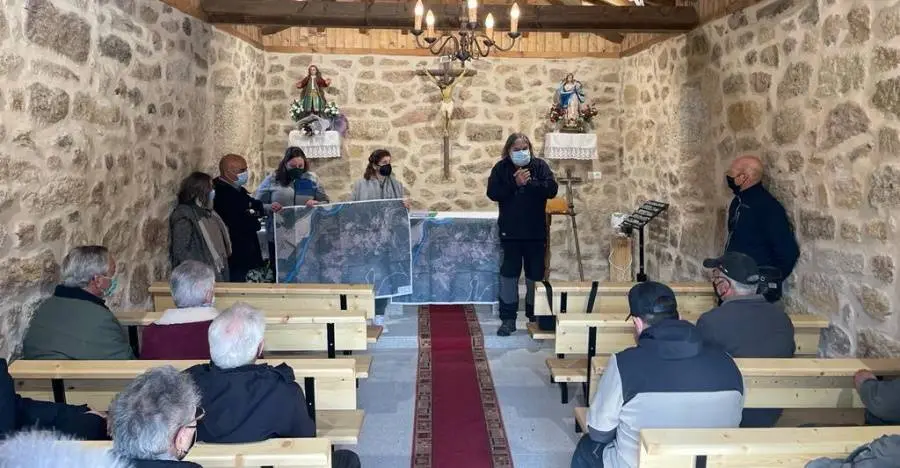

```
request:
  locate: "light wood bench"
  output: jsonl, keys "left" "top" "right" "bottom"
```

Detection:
{"left": 81, "top": 438, "right": 334, "bottom": 467}
{"left": 10, "top": 359, "right": 365, "bottom": 445}
{"left": 547, "top": 312, "right": 830, "bottom": 403}
{"left": 533, "top": 281, "right": 716, "bottom": 317}
{"left": 574, "top": 358, "right": 900, "bottom": 432}
{"left": 637, "top": 426, "right": 900, "bottom": 467}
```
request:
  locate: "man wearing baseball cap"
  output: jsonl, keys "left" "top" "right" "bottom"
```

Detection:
{"left": 573, "top": 281, "right": 744, "bottom": 468}
{"left": 697, "top": 251, "right": 795, "bottom": 428}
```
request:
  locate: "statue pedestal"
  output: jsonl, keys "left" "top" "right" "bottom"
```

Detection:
{"left": 543, "top": 132, "right": 597, "bottom": 160}
{"left": 288, "top": 130, "right": 341, "bottom": 158}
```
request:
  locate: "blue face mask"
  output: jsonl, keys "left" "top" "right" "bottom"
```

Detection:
{"left": 510, "top": 149, "right": 531, "bottom": 167}
{"left": 236, "top": 171, "right": 249, "bottom": 186}
{"left": 209, "top": 189, "right": 216, "bottom": 203}
{"left": 102, "top": 276, "right": 118, "bottom": 298}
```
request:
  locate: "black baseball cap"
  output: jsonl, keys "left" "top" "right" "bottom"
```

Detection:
{"left": 626, "top": 281, "right": 678, "bottom": 320}
{"left": 703, "top": 252, "right": 760, "bottom": 284}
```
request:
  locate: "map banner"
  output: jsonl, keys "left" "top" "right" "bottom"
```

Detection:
{"left": 392, "top": 211, "right": 501, "bottom": 305}
{"left": 274, "top": 199, "right": 413, "bottom": 298}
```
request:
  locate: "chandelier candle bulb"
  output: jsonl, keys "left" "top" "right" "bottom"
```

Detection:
{"left": 425, "top": 10, "right": 435, "bottom": 37}
{"left": 467, "top": 0, "right": 478, "bottom": 23}
{"left": 484, "top": 13, "right": 494, "bottom": 38}
{"left": 509, "top": 3, "right": 520, "bottom": 34}
{"left": 414, "top": 0, "right": 424, "bottom": 31}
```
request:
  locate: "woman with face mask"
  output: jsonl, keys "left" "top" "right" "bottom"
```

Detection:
{"left": 351, "top": 149, "right": 411, "bottom": 331}
{"left": 257, "top": 147, "right": 331, "bottom": 268}
{"left": 487, "top": 133, "right": 559, "bottom": 337}
{"left": 170, "top": 172, "right": 233, "bottom": 282}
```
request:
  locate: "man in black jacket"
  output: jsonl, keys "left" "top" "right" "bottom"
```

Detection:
{"left": 213, "top": 154, "right": 265, "bottom": 282}
{"left": 186, "top": 303, "right": 360, "bottom": 468}
{"left": 724, "top": 155, "right": 800, "bottom": 301}
{"left": 487, "top": 133, "right": 559, "bottom": 336}
{"left": 0, "top": 358, "right": 108, "bottom": 440}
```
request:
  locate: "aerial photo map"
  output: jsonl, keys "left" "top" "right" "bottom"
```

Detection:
{"left": 274, "top": 199, "right": 412, "bottom": 298}
{"left": 392, "top": 212, "right": 501, "bottom": 304}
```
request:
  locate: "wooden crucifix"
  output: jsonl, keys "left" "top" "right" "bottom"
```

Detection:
{"left": 416, "top": 60, "right": 477, "bottom": 180}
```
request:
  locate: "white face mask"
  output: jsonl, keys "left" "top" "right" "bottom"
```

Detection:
{"left": 511, "top": 149, "right": 531, "bottom": 167}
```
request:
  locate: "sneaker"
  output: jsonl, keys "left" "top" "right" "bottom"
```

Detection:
{"left": 373, "top": 315, "right": 388, "bottom": 334}
{"left": 497, "top": 319, "right": 517, "bottom": 337}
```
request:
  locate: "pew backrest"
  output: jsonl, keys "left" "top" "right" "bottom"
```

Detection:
{"left": 80, "top": 437, "right": 333, "bottom": 468}
{"left": 534, "top": 281, "right": 716, "bottom": 316}
{"left": 638, "top": 426, "right": 900, "bottom": 468}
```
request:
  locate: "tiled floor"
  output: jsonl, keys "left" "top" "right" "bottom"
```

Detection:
{"left": 352, "top": 304, "right": 579, "bottom": 467}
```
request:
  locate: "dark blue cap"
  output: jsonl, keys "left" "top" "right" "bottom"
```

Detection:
{"left": 626, "top": 281, "right": 678, "bottom": 320}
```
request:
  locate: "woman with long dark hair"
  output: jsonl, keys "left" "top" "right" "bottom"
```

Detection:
{"left": 487, "top": 133, "right": 558, "bottom": 336}
{"left": 350, "top": 149, "right": 410, "bottom": 330}
{"left": 257, "top": 146, "right": 330, "bottom": 265}
{"left": 169, "top": 172, "right": 233, "bottom": 281}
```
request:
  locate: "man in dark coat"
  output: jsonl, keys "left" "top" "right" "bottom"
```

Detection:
{"left": 213, "top": 154, "right": 265, "bottom": 282}
{"left": 487, "top": 133, "right": 558, "bottom": 336}
{"left": 0, "top": 358, "right": 108, "bottom": 440}
{"left": 724, "top": 155, "right": 800, "bottom": 301}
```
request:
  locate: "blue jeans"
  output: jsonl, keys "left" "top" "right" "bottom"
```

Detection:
{"left": 571, "top": 435, "right": 606, "bottom": 468}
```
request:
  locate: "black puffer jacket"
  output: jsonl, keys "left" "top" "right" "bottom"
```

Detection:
{"left": 486, "top": 157, "right": 558, "bottom": 241}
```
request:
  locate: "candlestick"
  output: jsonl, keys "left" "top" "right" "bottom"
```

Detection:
{"left": 484, "top": 13, "right": 494, "bottom": 38}
{"left": 425, "top": 10, "right": 435, "bottom": 38}
{"left": 414, "top": 0, "right": 424, "bottom": 31}
{"left": 510, "top": 2, "right": 520, "bottom": 34}
{"left": 467, "top": 0, "right": 477, "bottom": 23}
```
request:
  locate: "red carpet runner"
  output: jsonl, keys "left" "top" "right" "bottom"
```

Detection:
{"left": 412, "top": 305, "right": 513, "bottom": 468}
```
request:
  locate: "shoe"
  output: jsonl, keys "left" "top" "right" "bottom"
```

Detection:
{"left": 374, "top": 315, "right": 388, "bottom": 334}
{"left": 497, "top": 319, "right": 517, "bottom": 336}
{"left": 525, "top": 304, "right": 536, "bottom": 323}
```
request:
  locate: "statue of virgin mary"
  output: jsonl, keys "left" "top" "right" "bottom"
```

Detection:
{"left": 554, "top": 73, "right": 586, "bottom": 127}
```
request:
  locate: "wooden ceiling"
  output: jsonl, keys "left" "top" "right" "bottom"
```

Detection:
{"left": 163, "top": 0, "right": 764, "bottom": 57}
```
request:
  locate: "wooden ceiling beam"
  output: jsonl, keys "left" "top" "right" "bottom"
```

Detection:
{"left": 202, "top": 1, "right": 700, "bottom": 33}
{"left": 260, "top": 25, "right": 290, "bottom": 35}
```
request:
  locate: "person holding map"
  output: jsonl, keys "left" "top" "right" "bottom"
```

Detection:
{"left": 257, "top": 147, "right": 331, "bottom": 270}
{"left": 487, "top": 133, "right": 559, "bottom": 337}
{"left": 351, "top": 149, "right": 411, "bottom": 331}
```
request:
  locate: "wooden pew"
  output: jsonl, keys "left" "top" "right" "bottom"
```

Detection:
{"left": 10, "top": 359, "right": 365, "bottom": 445}
{"left": 116, "top": 310, "right": 372, "bottom": 377}
{"left": 574, "top": 358, "right": 900, "bottom": 432}
{"left": 527, "top": 281, "right": 717, "bottom": 339}
{"left": 80, "top": 438, "right": 334, "bottom": 467}
{"left": 547, "top": 311, "right": 830, "bottom": 403}
{"left": 637, "top": 426, "right": 900, "bottom": 467}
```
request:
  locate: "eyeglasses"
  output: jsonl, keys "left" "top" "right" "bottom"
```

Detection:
{"left": 185, "top": 406, "right": 205, "bottom": 429}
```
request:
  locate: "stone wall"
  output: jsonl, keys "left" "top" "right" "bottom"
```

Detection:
{"left": 261, "top": 54, "right": 623, "bottom": 281}
{"left": 622, "top": 0, "right": 900, "bottom": 356}
{"left": 0, "top": 0, "right": 257, "bottom": 359}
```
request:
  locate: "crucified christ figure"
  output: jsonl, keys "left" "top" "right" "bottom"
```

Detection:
{"left": 422, "top": 66, "right": 471, "bottom": 137}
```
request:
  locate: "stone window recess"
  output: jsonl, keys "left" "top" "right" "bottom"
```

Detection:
{"left": 288, "top": 130, "right": 342, "bottom": 158}
{"left": 543, "top": 132, "right": 598, "bottom": 160}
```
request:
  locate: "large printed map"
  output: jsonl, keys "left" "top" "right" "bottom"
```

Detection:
{"left": 392, "top": 212, "right": 501, "bottom": 304}
{"left": 274, "top": 199, "right": 412, "bottom": 298}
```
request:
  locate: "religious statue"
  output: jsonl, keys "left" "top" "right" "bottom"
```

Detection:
{"left": 555, "top": 73, "right": 585, "bottom": 128}
{"left": 422, "top": 66, "right": 471, "bottom": 137}
{"left": 294, "top": 65, "right": 332, "bottom": 117}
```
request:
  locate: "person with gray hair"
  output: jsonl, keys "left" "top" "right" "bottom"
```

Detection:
{"left": 0, "top": 430, "right": 130, "bottom": 468}
{"left": 23, "top": 245, "right": 134, "bottom": 360}
{"left": 186, "top": 303, "right": 360, "bottom": 468}
{"left": 697, "top": 251, "right": 795, "bottom": 428}
{"left": 141, "top": 261, "right": 219, "bottom": 360}
{"left": 109, "top": 366, "right": 203, "bottom": 468}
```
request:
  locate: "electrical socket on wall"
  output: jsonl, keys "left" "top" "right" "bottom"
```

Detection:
{"left": 589, "top": 171, "right": 603, "bottom": 180}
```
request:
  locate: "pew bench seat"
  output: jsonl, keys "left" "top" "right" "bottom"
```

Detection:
{"left": 368, "top": 325, "right": 383, "bottom": 344}
{"left": 83, "top": 437, "right": 334, "bottom": 468}
{"left": 317, "top": 409, "right": 365, "bottom": 445}
{"left": 526, "top": 322, "right": 554, "bottom": 340}
{"left": 534, "top": 281, "right": 716, "bottom": 317}
{"left": 297, "top": 353, "right": 371, "bottom": 379}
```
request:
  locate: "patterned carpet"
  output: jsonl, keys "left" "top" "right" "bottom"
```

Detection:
{"left": 412, "top": 305, "right": 513, "bottom": 467}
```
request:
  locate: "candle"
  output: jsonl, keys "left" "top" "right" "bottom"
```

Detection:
{"left": 425, "top": 10, "right": 435, "bottom": 38}
{"left": 484, "top": 13, "right": 494, "bottom": 38}
{"left": 467, "top": 0, "right": 478, "bottom": 23}
{"left": 510, "top": 2, "right": 520, "bottom": 34}
{"left": 414, "top": 0, "right": 424, "bottom": 30}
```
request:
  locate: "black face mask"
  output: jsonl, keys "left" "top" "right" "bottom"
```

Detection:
{"left": 288, "top": 167, "right": 307, "bottom": 180}
{"left": 726, "top": 175, "right": 741, "bottom": 195}
{"left": 378, "top": 164, "right": 392, "bottom": 177}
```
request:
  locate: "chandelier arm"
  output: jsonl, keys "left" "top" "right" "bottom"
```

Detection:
{"left": 485, "top": 33, "right": 519, "bottom": 52}
{"left": 471, "top": 34, "right": 490, "bottom": 57}
{"left": 432, "top": 35, "right": 459, "bottom": 56}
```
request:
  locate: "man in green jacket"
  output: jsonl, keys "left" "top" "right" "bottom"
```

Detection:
{"left": 22, "top": 245, "right": 134, "bottom": 360}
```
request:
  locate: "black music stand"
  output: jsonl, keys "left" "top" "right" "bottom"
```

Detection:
{"left": 619, "top": 200, "right": 669, "bottom": 282}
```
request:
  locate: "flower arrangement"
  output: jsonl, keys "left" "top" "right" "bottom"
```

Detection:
{"left": 579, "top": 104, "right": 598, "bottom": 122}
{"left": 548, "top": 105, "right": 563, "bottom": 123}
{"left": 290, "top": 98, "right": 305, "bottom": 122}
{"left": 323, "top": 102, "right": 340, "bottom": 117}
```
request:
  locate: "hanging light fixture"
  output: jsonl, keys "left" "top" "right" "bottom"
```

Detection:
{"left": 411, "top": 0, "right": 521, "bottom": 65}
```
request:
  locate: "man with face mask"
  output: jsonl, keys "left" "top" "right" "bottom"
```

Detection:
{"left": 574, "top": 281, "right": 743, "bottom": 468}
{"left": 724, "top": 155, "right": 800, "bottom": 302}
{"left": 487, "top": 133, "right": 559, "bottom": 336}
{"left": 213, "top": 154, "right": 265, "bottom": 282}
{"left": 23, "top": 245, "right": 135, "bottom": 360}
{"left": 696, "top": 251, "right": 795, "bottom": 428}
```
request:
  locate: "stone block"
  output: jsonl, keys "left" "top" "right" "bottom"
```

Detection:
{"left": 129, "top": 264, "right": 151, "bottom": 304}
{"left": 0, "top": 249, "right": 59, "bottom": 293}
{"left": 845, "top": 5, "right": 871, "bottom": 45}
{"left": 722, "top": 74, "right": 746, "bottom": 95}
{"left": 25, "top": 0, "right": 92, "bottom": 64}
{"left": 871, "top": 255, "right": 894, "bottom": 283}
{"left": 749, "top": 72, "right": 771, "bottom": 93}
{"left": 819, "top": 325, "right": 851, "bottom": 358}
{"left": 868, "top": 165, "right": 900, "bottom": 207}
{"left": 759, "top": 45, "right": 779, "bottom": 68}
{"left": 840, "top": 222, "right": 861, "bottom": 242}
{"left": 756, "top": 0, "right": 795, "bottom": 21}
{"left": 854, "top": 284, "right": 891, "bottom": 322}
{"left": 816, "top": 248, "right": 864, "bottom": 274}
{"left": 777, "top": 62, "right": 812, "bottom": 100}
{"left": 799, "top": 273, "right": 842, "bottom": 315}
{"left": 872, "top": 77, "right": 900, "bottom": 118}
{"left": 772, "top": 107, "right": 804, "bottom": 144}
{"left": 799, "top": 209, "right": 835, "bottom": 240}
{"left": 874, "top": 2, "right": 900, "bottom": 40}
{"left": 28, "top": 83, "right": 69, "bottom": 124}
{"left": 831, "top": 178, "right": 863, "bottom": 208}
{"left": 464, "top": 123, "right": 503, "bottom": 142}
{"left": 0, "top": 53, "right": 24, "bottom": 79}
{"left": 817, "top": 55, "right": 864, "bottom": 97}
{"left": 726, "top": 101, "right": 762, "bottom": 131}
{"left": 863, "top": 220, "right": 889, "bottom": 240}
{"left": 99, "top": 35, "right": 132, "bottom": 65}
{"left": 821, "top": 102, "right": 869, "bottom": 149}
{"left": 354, "top": 83, "right": 394, "bottom": 104}
{"left": 857, "top": 329, "right": 900, "bottom": 358}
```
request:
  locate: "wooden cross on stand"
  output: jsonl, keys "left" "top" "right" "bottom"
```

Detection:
{"left": 546, "top": 169, "right": 586, "bottom": 281}
{"left": 416, "top": 59, "right": 477, "bottom": 180}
